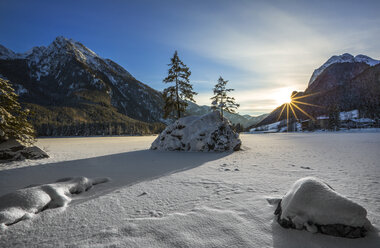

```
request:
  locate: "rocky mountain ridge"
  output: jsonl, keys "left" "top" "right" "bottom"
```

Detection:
{"left": 0, "top": 36, "right": 259, "bottom": 135}
{"left": 254, "top": 53, "right": 380, "bottom": 128}
{"left": 308, "top": 53, "right": 380, "bottom": 86}
{"left": 0, "top": 36, "right": 163, "bottom": 123}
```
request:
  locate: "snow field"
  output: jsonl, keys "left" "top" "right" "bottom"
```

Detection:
{"left": 0, "top": 133, "right": 379, "bottom": 247}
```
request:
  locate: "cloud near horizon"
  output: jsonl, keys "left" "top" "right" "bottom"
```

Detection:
{"left": 1, "top": 0, "right": 379, "bottom": 116}
{"left": 157, "top": 1, "right": 380, "bottom": 115}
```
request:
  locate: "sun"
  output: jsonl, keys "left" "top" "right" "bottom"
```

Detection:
{"left": 275, "top": 90, "right": 324, "bottom": 132}
{"left": 273, "top": 87, "right": 293, "bottom": 105}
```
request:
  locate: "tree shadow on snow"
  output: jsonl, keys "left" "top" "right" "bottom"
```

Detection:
{"left": 0, "top": 150, "right": 230, "bottom": 199}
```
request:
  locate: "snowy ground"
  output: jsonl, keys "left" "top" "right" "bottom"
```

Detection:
{"left": 0, "top": 133, "right": 379, "bottom": 247}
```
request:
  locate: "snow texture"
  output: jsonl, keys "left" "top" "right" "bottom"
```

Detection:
{"left": 249, "top": 121, "right": 281, "bottom": 133}
{"left": 151, "top": 111, "right": 241, "bottom": 152}
{"left": 0, "top": 134, "right": 379, "bottom": 247}
{"left": 276, "top": 177, "right": 371, "bottom": 237}
{"left": 308, "top": 53, "right": 380, "bottom": 86}
{"left": 0, "top": 177, "right": 109, "bottom": 227}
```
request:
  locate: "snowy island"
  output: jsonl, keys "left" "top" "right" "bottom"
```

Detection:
{"left": 151, "top": 111, "right": 241, "bottom": 152}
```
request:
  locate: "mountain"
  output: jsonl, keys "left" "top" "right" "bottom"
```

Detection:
{"left": 0, "top": 36, "right": 163, "bottom": 122}
{"left": 254, "top": 53, "right": 380, "bottom": 127}
{"left": 308, "top": 53, "right": 380, "bottom": 86}
{"left": 0, "top": 36, "right": 262, "bottom": 135}
{"left": 0, "top": 37, "right": 168, "bottom": 135}
{"left": 186, "top": 101, "right": 268, "bottom": 128}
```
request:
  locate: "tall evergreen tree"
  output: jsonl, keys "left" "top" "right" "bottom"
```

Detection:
{"left": 0, "top": 78, "right": 35, "bottom": 144}
{"left": 327, "top": 104, "right": 341, "bottom": 131}
{"left": 163, "top": 51, "right": 197, "bottom": 119}
{"left": 210, "top": 76, "right": 239, "bottom": 119}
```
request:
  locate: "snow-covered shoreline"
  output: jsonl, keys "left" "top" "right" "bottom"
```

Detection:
{"left": 0, "top": 133, "right": 379, "bottom": 247}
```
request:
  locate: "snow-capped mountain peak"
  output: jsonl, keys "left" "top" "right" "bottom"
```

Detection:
{"left": 354, "top": 54, "right": 380, "bottom": 66}
{"left": 308, "top": 53, "right": 380, "bottom": 86}
{"left": 0, "top": 36, "right": 164, "bottom": 123}
{"left": 49, "top": 36, "right": 98, "bottom": 59}
{"left": 0, "top": 44, "right": 17, "bottom": 59}
{"left": 0, "top": 36, "right": 100, "bottom": 64}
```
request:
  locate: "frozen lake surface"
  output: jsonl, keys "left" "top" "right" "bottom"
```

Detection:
{"left": 0, "top": 133, "right": 379, "bottom": 247}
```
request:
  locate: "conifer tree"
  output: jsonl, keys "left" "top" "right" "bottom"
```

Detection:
{"left": 327, "top": 104, "right": 341, "bottom": 131}
{"left": 163, "top": 51, "right": 197, "bottom": 119}
{"left": 0, "top": 78, "right": 35, "bottom": 145}
{"left": 210, "top": 76, "right": 239, "bottom": 119}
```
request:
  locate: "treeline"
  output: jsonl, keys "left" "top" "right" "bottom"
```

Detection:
{"left": 34, "top": 121, "right": 165, "bottom": 137}
{"left": 24, "top": 102, "right": 165, "bottom": 137}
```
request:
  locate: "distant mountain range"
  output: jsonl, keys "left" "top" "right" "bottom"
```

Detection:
{"left": 254, "top": 53, "right": 380, "bottom": 128}
{"left": 0, "top": 36, "right": 261, "bottom": 136}
{"left": 186, "top": 101, "right": 268, "bottom": 128}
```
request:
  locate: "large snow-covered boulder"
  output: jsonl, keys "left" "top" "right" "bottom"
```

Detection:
{"left": 274, "top": 177, "right": 371, "bottom": 238}
{"left": 0, "top": 139, "right": 48, "bottom": 163}
{"left": 151, "top": 111, "right": 241, "bottom": 152}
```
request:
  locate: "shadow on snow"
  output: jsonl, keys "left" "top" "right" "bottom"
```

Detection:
{"left": 0, "top": 150, "right": 230, "bottom": 199}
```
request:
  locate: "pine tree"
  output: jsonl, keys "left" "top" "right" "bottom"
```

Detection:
{"left": 0, "top": 78, "right": 35, "bottom": 145}
{"left": 163, "top": 51, "right": 197, "bottom": 119}
{"left": 327, "top": 104, "right": 341, "bottom": 131}
{"left": 210, "top": 76, "right": 239, "bottom": 119}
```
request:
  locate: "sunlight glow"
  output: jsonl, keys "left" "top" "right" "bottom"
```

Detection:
{"left": 274, "top": 87, "right": 293, "bottom": 105}
{"left": 276, "top": 91, "right": 324, "bottom": 132}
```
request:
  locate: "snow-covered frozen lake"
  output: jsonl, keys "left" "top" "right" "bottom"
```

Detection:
{"left": 1, "top": 133, "right": 379, "bottom": 247}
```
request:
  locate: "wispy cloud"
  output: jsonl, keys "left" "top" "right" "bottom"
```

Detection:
{"left": 158, "top": 1, "right": 380, "bottom": 115}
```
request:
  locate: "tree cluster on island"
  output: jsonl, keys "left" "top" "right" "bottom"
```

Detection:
{"left": 162, "top": 51, "right": 239, "bottom": 121}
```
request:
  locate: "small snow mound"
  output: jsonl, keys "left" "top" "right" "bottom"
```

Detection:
{"left": 0, "top": 176, "right": 109, "bottom": 226}
{"left": 151, "top": 111, "right": 241, "bottom": 152}
{"left": 274, "top": 177, "right": 371, "bottom": 238}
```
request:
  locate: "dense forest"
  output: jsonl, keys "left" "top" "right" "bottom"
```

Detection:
{"left": 25, "top": 103, "right": 165, "bottom": 136}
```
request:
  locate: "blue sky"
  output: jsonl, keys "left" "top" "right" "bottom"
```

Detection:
{"left": 1, "top": 0, "right": 380, "bottom": 115}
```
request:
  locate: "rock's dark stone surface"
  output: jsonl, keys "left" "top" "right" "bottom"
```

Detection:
{"left": 0, "top": 140, "right": 48, "bottom": 163}
{"left": 274, "top": 199, "right": 368, "bottom": 238}
{"left": 151, "top": 111, "right": 241, "bottom": 152}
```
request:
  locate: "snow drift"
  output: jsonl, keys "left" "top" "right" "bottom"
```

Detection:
{"left": 151, "top": 111, "right": 241, "bottom": 152}
{"left": 0, "top": 177, "right": 109, "bottom": 227}
{"left": 274, "top": 177, "right": 371, "bottom": 238}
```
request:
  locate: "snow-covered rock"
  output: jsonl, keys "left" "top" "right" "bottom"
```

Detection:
{"left": 308, "top": 53, "right": 380, "bottom": 86}
{"left": 0, "top": 176, "right": 109, "bottom": 227}
{"left": 151, "top": 111, "right": 241, "bottom": 152}
{"left": 274, "top": 177, "right": 371, "bottom": 238}
{"left": 0, "top": 139, "right": 48, "bottom": 163}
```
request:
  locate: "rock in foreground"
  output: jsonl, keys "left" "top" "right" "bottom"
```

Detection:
{"left": 0, "top": 140, "right": 48, "bottom": 163}
{"left": 274, "top": 177, "right": 371, "bottom": 238}
{"left": 151, "top": 111, "right": 241, "bottom": 152}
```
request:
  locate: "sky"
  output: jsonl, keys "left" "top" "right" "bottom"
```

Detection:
{"left": 1, "top": 0, "right": 380, "bottom": 116}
